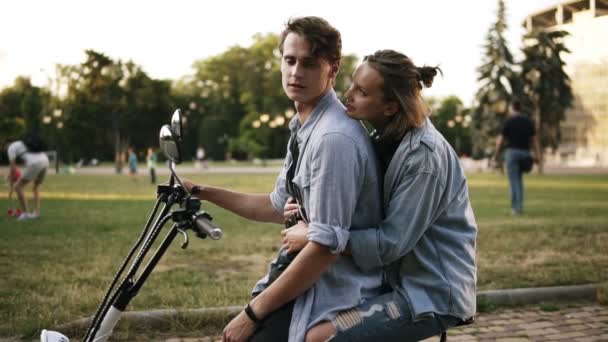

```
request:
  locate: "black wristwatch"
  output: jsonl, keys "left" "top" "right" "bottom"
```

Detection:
{"left": 191, "top": 185, "right": 201, "bottom": 195}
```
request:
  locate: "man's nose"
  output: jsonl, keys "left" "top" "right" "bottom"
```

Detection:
{"left": 291, "top": 62, "right": 304, "bottom": 77}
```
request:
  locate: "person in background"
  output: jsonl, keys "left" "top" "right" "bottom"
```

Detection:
{"left": 146, "top": 147, "right": 157, "bottom": 184}
{"left": 127, "top": 146, "right": 138, "bottom": 181}
{"left": 7, "top": 135, "right": 50, "bottom": 221}
{"left": 495, "top": 100, "right": 540, "bottom": 215}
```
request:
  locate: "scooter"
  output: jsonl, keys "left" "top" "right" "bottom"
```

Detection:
{"left": 40, "top": 109, "right": 223, "bottom": 342}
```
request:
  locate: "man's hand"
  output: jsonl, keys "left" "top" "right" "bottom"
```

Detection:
{"left": 180, "top": 179, "right": 205, "bottom": 198}
{"left": 222, "top": 310, "right": 257, "bottom": 342}
{"left": 281, "top": 220, "right": 309, "bottom": 253}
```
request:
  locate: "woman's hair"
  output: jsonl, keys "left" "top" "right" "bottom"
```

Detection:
{"left": 364, "top": 50, "right": 441, "bottom": 142}
{"left": 279, "top": 16, "right": 342, "bottom": 64}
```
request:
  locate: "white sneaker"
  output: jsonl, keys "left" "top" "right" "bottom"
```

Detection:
{"left": 17, "top": 212, "right": 31, "bottom": 221}
{"left": 17, "top": 212, "right": 39, "bottom": 221}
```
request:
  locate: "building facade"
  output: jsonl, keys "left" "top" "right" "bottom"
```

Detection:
{"left": 525, "top": 0, "right": 608, "bottom": 166}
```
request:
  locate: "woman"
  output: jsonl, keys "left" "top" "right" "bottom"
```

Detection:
{"left": 282, "top": 50, "right": 478, "bottom": 341}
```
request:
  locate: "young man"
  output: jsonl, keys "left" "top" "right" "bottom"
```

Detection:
{"left": 495, "top": 100, "right": 540, "bottom": 215}
{"left": 7, "top": 136, "right": 50, "bottom": 220}
{"left": 183, "top": 17, "right": 383, "bottom": 342}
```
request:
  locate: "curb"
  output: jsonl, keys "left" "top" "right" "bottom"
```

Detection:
{"left": 58, "top": 284, "right": 600, "bottom": 332}
{"left": 477, "top": 283, "right": 598, "bottom": 305}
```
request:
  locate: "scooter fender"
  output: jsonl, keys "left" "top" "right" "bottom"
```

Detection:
{"left": 40, "top": 329, "right": 69, "bottom": 342}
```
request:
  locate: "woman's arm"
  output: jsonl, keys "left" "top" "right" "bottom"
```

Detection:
{"left": 348, "top": 171, "right": 445, "bottom": 271}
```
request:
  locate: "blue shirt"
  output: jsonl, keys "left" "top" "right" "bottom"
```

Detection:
{"left": 349, "top": 119, "right": 478, "bottom": 320}
{"left": 261, "top": 90, "right": 383, "bottom": 342}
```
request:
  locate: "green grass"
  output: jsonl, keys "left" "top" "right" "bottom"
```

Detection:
{"left": 1, "top": 171, "right": 607, "bottom": 338}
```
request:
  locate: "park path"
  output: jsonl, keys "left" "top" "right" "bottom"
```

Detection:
{"left": 162, "top": 303, "right": 608, "bottom": 342}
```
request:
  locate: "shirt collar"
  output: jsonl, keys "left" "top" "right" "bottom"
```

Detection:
{"left": 288, "top": 89, "right": 337, "bottom": 146}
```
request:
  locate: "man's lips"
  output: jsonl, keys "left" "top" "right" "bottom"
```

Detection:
{"left": 288, "top": 83, "right": 305, "bottom": 89}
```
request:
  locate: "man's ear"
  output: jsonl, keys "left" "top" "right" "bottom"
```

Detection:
{"left": 330, "top": 61, "right": 340, "bottom": 78}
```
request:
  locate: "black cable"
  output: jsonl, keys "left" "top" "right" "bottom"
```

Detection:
{"left": 82, "top": 196, "right": 163, "bottom": 341}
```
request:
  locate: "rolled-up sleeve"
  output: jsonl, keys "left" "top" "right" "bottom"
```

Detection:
{"left": 350, "top": 170, "right": 445, "bottom": 271}
{"left": 306, "top": 133, "right": 365, "bottom": 254}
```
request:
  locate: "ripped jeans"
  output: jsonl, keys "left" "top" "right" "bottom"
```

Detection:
{"left": 329, "top": 291, "right": 461, "bottom": 341}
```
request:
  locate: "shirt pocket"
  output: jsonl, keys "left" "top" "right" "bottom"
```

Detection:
{"left": 292, "top": 172, "right": 311, "bottom": 191}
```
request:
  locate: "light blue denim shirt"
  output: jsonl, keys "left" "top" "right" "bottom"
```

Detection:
{"left": 259, "top": 89, "right": 383, "bottom": 342}
{"left": 349, "top": 119, "right": 478, "bottom": 321}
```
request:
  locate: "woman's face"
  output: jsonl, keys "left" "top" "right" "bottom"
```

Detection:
{"left": 344, "top": 62, "right": 396, "bottom": 129}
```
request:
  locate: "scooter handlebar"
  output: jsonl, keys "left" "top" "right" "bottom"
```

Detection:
{"left": 194, "top": 213, "right": 223, "bottom": 240}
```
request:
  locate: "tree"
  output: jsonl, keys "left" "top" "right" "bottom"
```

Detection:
{"left": 0, "top": 77, "right": 51, "bottom": 160}
{"left": 472, "top": 0, "right": 519, "bottom": 159}
{"left": 430, "top": 96, "right": 472, "bottom": 156}
{"left": 520, "top": 30, "right": 573, "bottom": 169}
{"left": 57, "top": 50, "right": 172, "bottom": 170}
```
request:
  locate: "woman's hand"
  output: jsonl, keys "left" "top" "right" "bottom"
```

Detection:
{"left": 281, "top": 221, "right": 309, "bottom": 253}
{"left": 283, "top": 197, "right": 299, "bottom": 221}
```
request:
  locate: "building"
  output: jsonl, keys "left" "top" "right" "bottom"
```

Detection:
{"left": 524, "top": 0, "right": 608, "bottom": 166}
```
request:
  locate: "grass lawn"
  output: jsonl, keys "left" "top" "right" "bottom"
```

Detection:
{"left": 1, "top": 171, "right": 607, "bottom": 338}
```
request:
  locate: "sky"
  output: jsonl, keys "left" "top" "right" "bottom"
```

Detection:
{"left": 0, "top": 0, "right": 562, "bottom": 105}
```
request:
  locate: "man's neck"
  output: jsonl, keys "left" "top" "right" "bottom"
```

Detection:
{"left": 295, "top": 90, "right": 330, "bottom": 124}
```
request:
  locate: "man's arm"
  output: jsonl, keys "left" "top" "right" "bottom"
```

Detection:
{"left": 222, "top": 238, "right": 337, "bottom": 342}
{"left": 494, "top": 134, "right": 504, "bottom": 161}
{"left": 182, "top": 180, "right": 283, "bottom": 224}
{"left": 530, "top": 135, "right": 541, "bottom": 163}
{"left": 252, "top": 239, "right": 336, "bottom": 316}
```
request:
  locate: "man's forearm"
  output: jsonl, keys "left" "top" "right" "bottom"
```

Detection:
{"left": 249, "top": 242, "right": 338, "bottom": 318}
{"left": 200, "top": 186, "right": 283, "bottom": 224}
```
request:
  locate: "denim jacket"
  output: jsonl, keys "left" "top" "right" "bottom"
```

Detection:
{"left": 349, "top": 118, "right": 478, "bottom": 320}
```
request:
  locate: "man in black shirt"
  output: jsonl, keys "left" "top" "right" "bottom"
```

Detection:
{"left": 495, "top": 101, "right": 541, "bottom": 215}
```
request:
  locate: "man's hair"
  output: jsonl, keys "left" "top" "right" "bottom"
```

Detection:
{"left": 278, "top": 16, "right": 342, "bottom": 64}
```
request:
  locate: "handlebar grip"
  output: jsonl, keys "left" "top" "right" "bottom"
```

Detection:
{"left": 194, "top": 214, "right": 223, "bottom": 240}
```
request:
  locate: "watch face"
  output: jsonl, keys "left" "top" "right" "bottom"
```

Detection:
{"left": 191, "top": 186, "right": 200, "bottom": 195}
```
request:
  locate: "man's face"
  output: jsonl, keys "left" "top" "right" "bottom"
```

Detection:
{"left": 281, "top": 32, "right": 335, "bottom": 106}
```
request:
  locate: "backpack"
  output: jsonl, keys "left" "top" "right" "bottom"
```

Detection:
{"left": 22, "top": 132, "right": 47, "bottom": 153}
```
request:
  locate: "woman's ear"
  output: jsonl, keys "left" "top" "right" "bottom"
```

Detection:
{"left": 384, "top": 101, "right": 399, "bottom": 117}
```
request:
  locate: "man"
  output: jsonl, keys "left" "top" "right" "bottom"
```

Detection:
{"left": 495, "top": 100, "right": 540, "bottom": 215}
{"left": 183, "top": 16, "right": 382, "bottom": 342}
{"left": 7, "top": 134, "right": 50, "bottom": 220}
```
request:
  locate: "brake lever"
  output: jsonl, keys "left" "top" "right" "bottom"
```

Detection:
{"left": 176, "top": 227, "right": 189, "bottom": 249}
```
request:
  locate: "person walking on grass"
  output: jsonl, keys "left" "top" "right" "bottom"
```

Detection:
{"left": 495, "top": 100, "right": 540, "bottom": 215}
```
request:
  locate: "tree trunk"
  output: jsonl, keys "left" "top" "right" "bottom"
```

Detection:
{"left": 114, "top": 129, "right": 123, "bottom": 174}
{"left": 533, "top": 94, "right": 544, "bottom": 174}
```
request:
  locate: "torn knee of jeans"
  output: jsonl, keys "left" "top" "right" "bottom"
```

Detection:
{"left": 332, "top": 302, "right": 403, "bottom": 332}
{"left": 332, "top": 308, "right": 363, "bottom": 331}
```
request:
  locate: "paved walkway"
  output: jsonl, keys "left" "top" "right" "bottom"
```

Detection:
{"left": 162, "top": 304, "right": 607, "bottom": 342}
